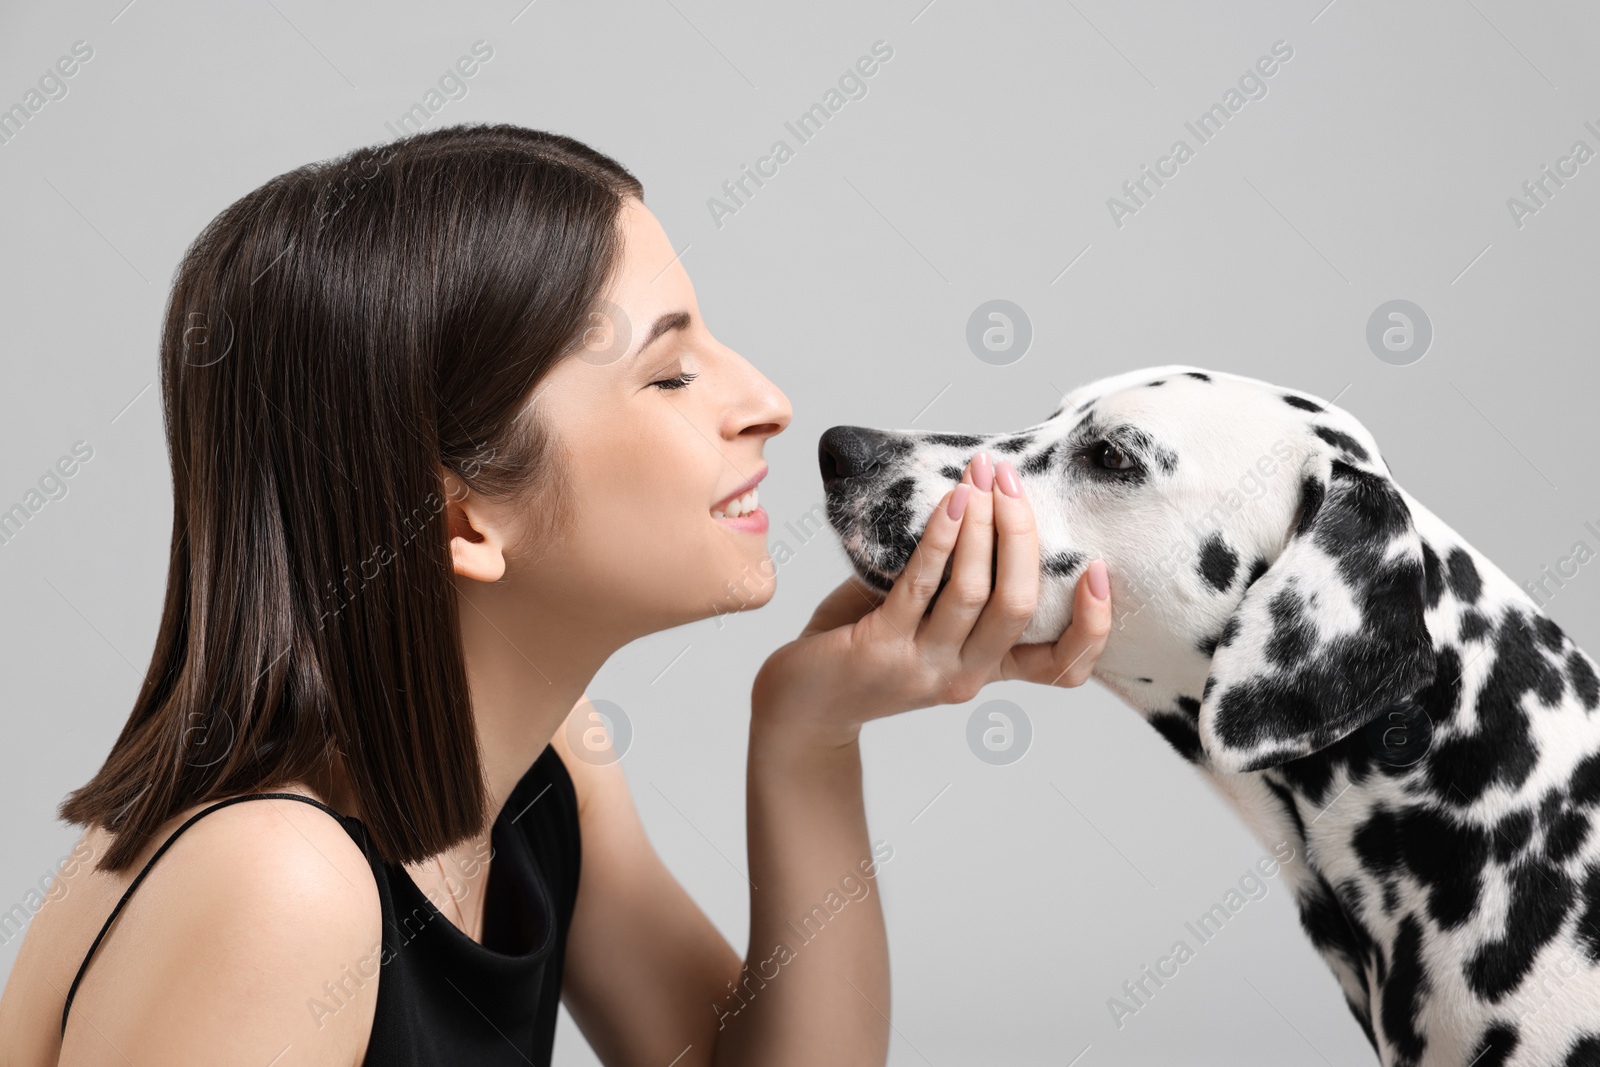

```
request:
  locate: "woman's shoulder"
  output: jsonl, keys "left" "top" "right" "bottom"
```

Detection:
{"left": 2, "top": 791, "right": 382, "bottom": 1066}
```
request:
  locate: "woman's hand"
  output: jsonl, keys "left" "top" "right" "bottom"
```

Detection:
{"left": 753, "top": 450, "right": 1113, "bottom": 745}
{"left": 727, "top": 451, "right": 1113, "bottom": 1066}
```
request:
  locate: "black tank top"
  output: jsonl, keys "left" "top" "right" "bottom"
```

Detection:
{"left": 60, "top": 744, "right": 581, "bottom": 1065}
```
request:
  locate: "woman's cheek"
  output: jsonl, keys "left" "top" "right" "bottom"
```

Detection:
{"left": 597, "top": 477, "right": 699, "bottom": 559}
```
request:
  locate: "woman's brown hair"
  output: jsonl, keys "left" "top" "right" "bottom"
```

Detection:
{"left": 59, "top": 122, "right": 644, "bottom": 872}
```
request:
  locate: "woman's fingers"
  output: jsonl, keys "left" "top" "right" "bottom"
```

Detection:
{"left": 874, "top": 483, "right": 970, "bottom": 636}
{"left": 865, "top": 448, "right": 1103, "bottom": 707}
{"left": 919, "top": 452, "right": 998, "bottom": 652}
{"left": 959, "top": 458, "right": 1039, "bottom": 669}
{"left": 1004, "top": 558, "right": 1113, "bottom": 688}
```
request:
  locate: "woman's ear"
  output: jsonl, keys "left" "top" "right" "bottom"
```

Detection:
{"left": 442, "top": 469, "right": 508, "bottom": 583}
{"left": 1196, "top": 449, "right": 1436, "bottom": 775}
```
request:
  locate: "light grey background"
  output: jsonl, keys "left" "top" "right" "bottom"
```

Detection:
{"left": 2, "top": 1, "right": 1596, "bottom": 1064}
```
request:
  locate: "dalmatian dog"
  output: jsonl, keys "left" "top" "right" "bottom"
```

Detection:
{"left": 818, "top": 366, "right": 1600, "bottom": 1066}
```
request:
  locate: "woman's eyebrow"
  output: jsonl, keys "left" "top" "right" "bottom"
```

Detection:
{"left": 634, "top": 309, "right": 691, "bottom": 359}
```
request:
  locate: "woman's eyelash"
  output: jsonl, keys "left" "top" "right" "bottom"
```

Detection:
{"left": 650, "top": 371, "right": 699, "bottom": 391}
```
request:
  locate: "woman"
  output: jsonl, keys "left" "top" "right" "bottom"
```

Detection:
{"left": 0, "top": 123, "right": 1112, "bottom": 1066}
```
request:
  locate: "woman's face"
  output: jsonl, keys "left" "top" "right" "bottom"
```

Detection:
{"left": 490, "top": 196, "right": 792, "bottom": 637}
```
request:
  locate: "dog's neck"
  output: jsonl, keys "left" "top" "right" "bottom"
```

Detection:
{"left": 1094, "top": 664, "right": 1207, "bottom": 714}
{"left": 1092, "top": 662, "right": 1216, "bottom": 761}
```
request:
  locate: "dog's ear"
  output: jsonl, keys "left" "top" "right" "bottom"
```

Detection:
{"left": 1195, "top": 447, "right": 1436, "bottom": 775}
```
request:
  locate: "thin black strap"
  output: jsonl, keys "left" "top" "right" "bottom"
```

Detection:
{"left": 61, "top": 792, "right": 348, "bottom": 1037}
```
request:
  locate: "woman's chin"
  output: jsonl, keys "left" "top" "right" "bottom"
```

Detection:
{"left": 704, "top": 562, "right": 777, "bottom": 619}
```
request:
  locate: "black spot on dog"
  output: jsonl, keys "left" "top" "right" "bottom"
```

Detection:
{"left": 1568, "top": 651, "right": 1600, "bottom": 711}
{"left": 1149, "top": 711, "right": 1203, "bottom": 762}
{"left": 1577, "top": 864, "right": 1600, "bottom": 964}
{"left": 1540, "top": 788, "right": 1564, "bottom": 825}
{"left": 1534, "top": 614, "right": 1565, "bottom": 653}
{"left": 1147, "top": 379, "right": 1166, "bottom": 387}
{"left": 1264, "top": 587, "right": 1317, "bottom": 667}
{"left": 991, "top": 435, "right": 1035, "bottom": 454}
{"left": 1296, "top": 873, "right": 1377, "bottom": 980}
{"left": 1183, "top": 371, "right": 1211, "bottom": 382}
{"left": 939, "top": 464, "right": 964, "bottom": 482}
{"left": 1539, "top": 667, "right": 1568, "bottom": 708}
{"left": 1381, "top": 914, "right": 1429, "bottom": 1063}
{"left": 1421, "top": 540, "right": 1445, "bottom": 609}
{"left": 1426, "top": 608, "right": 1551, "bottom": 805}
{"left": 1260, "top": 775, "right": 1308, "bottom": 843}
{"left": 1202, "top": 675, "right": 1216, "bottom": 700}
{"left": 1492, "top": 810, "right": 1533, "bottom": 862}
{"left": 1176, "top": 695, "right": 1200, "bottom": 718}
{"left": 1043, "top": 551, "right": 1085, "bottom": 578}
{"left": 1532, "top": 783, "right": 1593, "bottom": 861}
{"left": 1470, "top": 1024, "right": 1520, "bottom": 1067}
{"left": 1563, "top": 1035, "right": 1600, "bottom": 1066}
{"left": 1545, "top": 806, "right": 1591, "bottom": 863}
{"left": 1217, "top": 615, "right": 1241, "bottom": 649}
{"left": 1135, "top": 676, "right": 1153, "bottom": 684}
{"left": 1293, "top": 475, "right": 1326, "bottom": 537}
{"left": 1198, "top": 533, "right": 1240, "bottom": 593}
{"left": 1019, "top": 443, "right": 1059, "bottom": 477}
{"left": 1573, "top": 753, "right": 1600, "bottom": 807}
{"left": 1315, "top": 461, "right": 1413, "bottom": 558}
{"left": 924, "top": 433, "right": 983, "bottom": 448}
{"left": 1417, "top": 645, "right": 1463, "bottom": 730}
{"left": 1283, "top": 394, "right": 1325, "bottom": 413}
{"left": 1314, "top": 425, "right": 1371, "bottom": 463}
{"left": 1203, "top": 614, "right": 1248, "bottom": 655}
{"left": 1075, "top": 399, "right": 1095, "bottom": 414}
{"left": 1446, "top": 547, "right": 1483, "bottom": 604}
{"left": 1244, "top": 556, "right": 1268, "bottom": 588}
{"left": 1466, "top": 859, "right": 1575, "bottom": 1001}
{"left": 1276, "top": 742, "right": 1342, "bottom": 806}
{"left": 1354, "top": 805, "right": 1488, "bottom": 930}
{"left": 865, "top": 477, "right": 919, "bottom": 574}
{"left": 1460, "top": 610, "right": 1493, "bottom": 643}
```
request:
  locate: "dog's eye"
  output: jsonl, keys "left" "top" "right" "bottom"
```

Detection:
{"left": 1092, "top": 440, "right": 1138, "bottom": 471}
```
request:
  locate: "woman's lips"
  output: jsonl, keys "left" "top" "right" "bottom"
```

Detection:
{"left": 711, "top": 465, "right": 769, "bottom": 533}
{"left": 714, "top": 507, "right": 768, "bottom": 533}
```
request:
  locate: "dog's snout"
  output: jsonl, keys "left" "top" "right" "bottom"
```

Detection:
{"left": 818, "top": 425, "right": 892, "bottom": 488}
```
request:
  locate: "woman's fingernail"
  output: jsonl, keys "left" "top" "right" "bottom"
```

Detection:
{"left": 972, "top": 451, "right": 994, "bottom": 492}
{"left": 995, "top": 460, "right": 1022, "bottom": 498}
{"left": 1088, "top": 558, "right": 1109, "bottom": 600}
{"left": 947, "top": 483, "right": 972, "bottom": 520}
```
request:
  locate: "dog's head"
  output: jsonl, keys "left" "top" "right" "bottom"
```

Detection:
{"left": 819, "top": 365, "right": 1436, "bottom": 774}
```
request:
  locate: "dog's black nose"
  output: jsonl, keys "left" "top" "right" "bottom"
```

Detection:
{"left": 818, "top": 425, "right": 892, "bottom": 489}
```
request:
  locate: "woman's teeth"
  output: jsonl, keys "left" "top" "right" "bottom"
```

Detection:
{"left": 714, "top": 487, "right": 759, "bottom": 519}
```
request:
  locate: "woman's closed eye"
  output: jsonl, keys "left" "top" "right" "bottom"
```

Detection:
{"left": 650, "top": 370, "right": 699, "bottom": 391}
